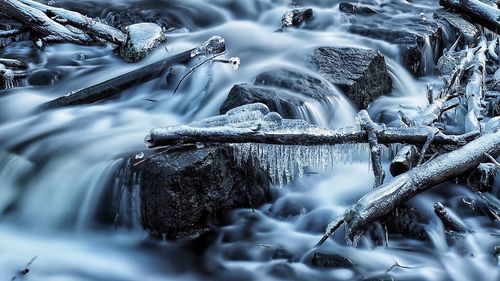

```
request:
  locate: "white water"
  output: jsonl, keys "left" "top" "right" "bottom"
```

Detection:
{"left": 0, "top": 0, "right": 498, "bottom": 280}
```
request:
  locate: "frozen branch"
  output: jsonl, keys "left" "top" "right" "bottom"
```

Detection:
{"left": 319, "top": 130, "right": 500, "bottom": 245}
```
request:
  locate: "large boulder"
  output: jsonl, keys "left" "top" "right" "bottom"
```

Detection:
{"left": 140, "top": 145, "right": 271, "bottom": 239}
{"left": 348, "top": 23, "right": 443, "bottom": 76}
{"left": 309, "top": 47, "right": 392, "bottom": 109}
{"left": 220, "top": 68, "right": 339, "bottom": 125}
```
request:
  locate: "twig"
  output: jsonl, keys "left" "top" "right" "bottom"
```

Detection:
{"left": 385, "top": 258, "right": 413, "bottom": 273}
{"left": 172, "top": 51, "right": 226, "bottom": 95}
{"left": 484, "top": 153, "right": 500, "bottom": 168}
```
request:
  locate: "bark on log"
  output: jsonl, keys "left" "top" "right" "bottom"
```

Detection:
{"left": 39, "top": 50, "right": 193, "bottom": 110}
{"left": 38, "top": 36, "right": 226, "bottom": 110}
{"left": 145, "top": 104, "right": 479, "bottom": 148}
{"left": 320, "top": 130, "right": 500, "bottom": 244}
{"left": 18, "top": 0, "right": 126, "bottom": 44}
{"left": 0, "top": 58, "right": 27, "bottom": 69}
{"left": 440, "top": 0, "right": 500, "bottom": 33}
{"left": 434, "top": 202, "right": 471, "bottom": 233}
{"left": 389, "top": 145, "right": 419, "bottom": 176}
{"left": 0, "top": 0, "right": 91, "bottom": 43}
{"left": 357, "top": 110, "right": 385, "bottom": 187}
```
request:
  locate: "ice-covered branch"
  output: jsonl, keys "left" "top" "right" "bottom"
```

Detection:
{"left": 319, "top": 130, "right": 500, "bottom": 245}
{"left": 0, "top": 0, "right": 91, "bottom": 44}
{"left": 440, "top": 0, "right": 500, "bottom": 32}
{"left": 18, "top": 0, "right": 126, "bottom": 44}
{"left": 145, "top": 103, "right": 479, "bottom": 148}
{"left": 38, "top": 36, "right": 226, "bottom": 110}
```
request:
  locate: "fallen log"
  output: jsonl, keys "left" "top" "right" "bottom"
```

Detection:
{"left": 0, "top": 0, "right": 91, "bottom": 44}
{"left": 18, "top": 0, "right": 126, "bottom": 44}
{"left": 465, "top": 36, "right": 487, "bottom": 132}
{"left": 145, "top": 103, "right": 479, "bottom": 148}
{"left": 439, "top": 0, "right": 500, "bottom": 33}
{"left": 38, "top": 36, "right": 226, "bottom": 110}
{"left": 389, "top": 145, "right": 419, "bottom": 176}
{"left": 318, "top": 129, "right": 500, "bottom": 245}
{"left": 434, "top": 202, "right": 471, "bottom": 233}
{"left": 0, "top": 58, "right": 27, "bottom": 69}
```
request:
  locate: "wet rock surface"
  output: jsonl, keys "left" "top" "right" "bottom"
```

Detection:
{"left": 348, "top": 23, "right": 443, "bottom": 76}
{"left": 120, "top": 23, "right": 166, "bottom": 62}
{"left": 339, "top": 2, "right": 378, "bottom": 15}
{"left": 139, "top": 145, "right": 271, "bottom": 239}
{"left": 309, "top": 251, "right": 354, "bottom": 269}
{"left": 433, "top": 9, "right": 480, "bottom": 47}
{"left": 309, "top": 47, "right": 392, "bottom": 109}
{"left": 220, "top": 68, "right": 339, "bottom": 124}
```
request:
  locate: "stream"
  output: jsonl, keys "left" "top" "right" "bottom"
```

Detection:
{"left": 0, "top": 0, "right": 499, "bottom": 280}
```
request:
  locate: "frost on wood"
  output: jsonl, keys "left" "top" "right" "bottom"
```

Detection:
{"left": 321, "top": 130, "right": 500, "bottom": 245}
{"left": 190, "top": 36, "right": 226, "bottom": 57}
{"left": 145, "top": 103, "right": 479, "bottom": 185}
{"left": 146, "top": 103, "right": 478, "bottom": 148}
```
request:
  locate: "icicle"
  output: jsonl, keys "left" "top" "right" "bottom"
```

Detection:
{"left": 231, "top": 143, "right": 370, "bottom": 187}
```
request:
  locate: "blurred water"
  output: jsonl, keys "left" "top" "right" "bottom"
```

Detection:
{"left": 0, "top": 0, "right": 498, "bottom": 280}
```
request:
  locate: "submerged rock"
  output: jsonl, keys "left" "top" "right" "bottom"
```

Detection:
{"left": 220, "top": 68, "right": 339, "bottom": 125}
{"left": 310, "top": 251, "right": 354, "bottom": 269}
{"left": 310, "top": 47, "right": 392, "bottom": 109}
{"left": 339, "top": 2, "right": 378, "bottom": 14}
{"left": 139, "top": 145, "right": 270, "bottom": 239}
{"left": 120, "top": 23, "right": 166, "bottom": 62}
{"left": 27, "top": 69, "right": 59, "bottom": 86}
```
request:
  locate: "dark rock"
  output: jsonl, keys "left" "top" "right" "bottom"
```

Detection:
{"left": 310, "top": 251, "right": 354, "bottom": 269}
{"left": 467, "top": 163, "right": 497, "bottom": 192}
{"left": 434, "top": 9, "right": 480, "bottom": 47}
{"left": 348, "top": 23, "right": 443, "bottom": 76}
{"left": 269, "top": 194, "right": 316, "bottom": 219}
{"left": 139, "top": 145, "right": 271, "bottom": 239}
{"left": 267, "top": 263, "right": 299, "bottom": 280}
{"left": 382, "top": 204, "right": 428, "bottom": 241}
{"left": 295, "top": 208, "right": 336, "bottom": 234}
{"left": 27, "top": 69, "right": 59, "bottom": 86}
{"left": 220, "top": 68, "right": 339, "bottom": 124}
{"left": 310, "top": 47, "right": 392, "bottom": 109}
{"left": 339, "top": 2, "right": 378, "bottom": 14}
{"left": 280, "top": 8, "right": 314, "bottom": 30}
{"left": 271, "top": 248, "right": 293, "bottom": 260}
{"left": 456, "top": 196, "right": 483, "bottom": 217}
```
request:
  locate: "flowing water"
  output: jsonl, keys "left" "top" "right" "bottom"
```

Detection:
{"left": 0, "top": 0, "right": 498, "bottom": 280}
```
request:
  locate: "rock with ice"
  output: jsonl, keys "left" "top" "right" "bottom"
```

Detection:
{"left": 190, "top": 36, "right": 226, "bottom": 58}
{"left": 220, "top": 68, "right": 340, "bottom": 125}
{"left": 146, "top": 103, "right": 377, "bottom": 186}
{"left": 120, "top": 23, "right": 166, "bottom": 62}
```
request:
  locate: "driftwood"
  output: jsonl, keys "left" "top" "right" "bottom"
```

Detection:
{"left": 434, "top": 202, "right": 471, "bottom": 233}
{"left": 39, "top": 36, "right": 226, "bottom": 110}
{"left": 145, "top": 105, "right": 479, "bottom": 148}
{"left": 1, "top": 0, "right": 92, "bottom": 44}
{"left": 357, "top": 110, "right": 385, "bottom": 187}
{"left": 439, "top": 0, "right": 500, "bottom": 33}
{"left": 18, "top": 0, "right": 126, "bottom": 44}
{"left": 0, "top": 0, "right": 124, "bottom": 44}
{"left": 389, "top": 145, "right": 419, "bottom": 176}
{"left": 318, "top": 130, "right": 500, "bottom": 245}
